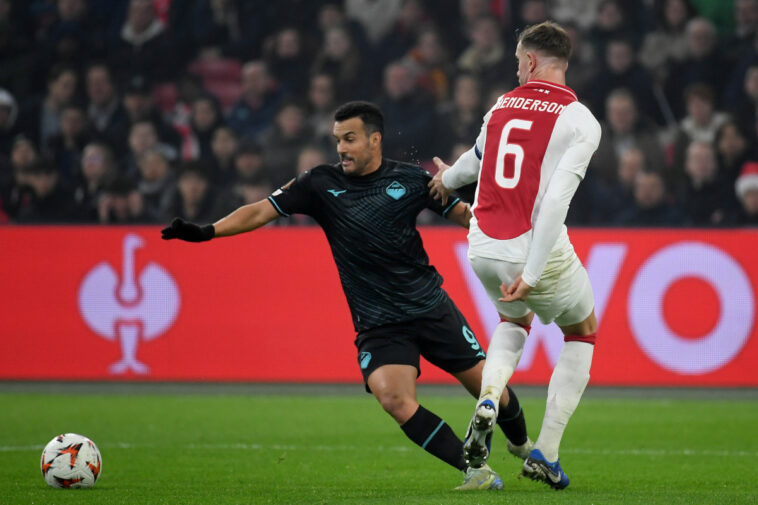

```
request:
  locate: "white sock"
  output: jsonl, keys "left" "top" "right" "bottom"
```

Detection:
{"left": 534, "top": 341, "right": 593, "bottom": 462}
{"left": 479, "top": 322, "right": 527, "bottom": 407}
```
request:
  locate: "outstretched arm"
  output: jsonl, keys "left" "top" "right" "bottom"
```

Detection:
{"left": 161, "top": 199, "right": 280, "bottom": 242}
{"left": 213, "top": 199, "right": 280, "bottom": 237}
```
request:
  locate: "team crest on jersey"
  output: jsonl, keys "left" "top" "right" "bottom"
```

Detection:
{"left": 385, "top": 181, "right": 406, "bottom": 200}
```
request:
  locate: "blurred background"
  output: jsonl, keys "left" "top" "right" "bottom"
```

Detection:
{"left": 1, "top": 0, "right": 757, "bottom": 387}
{"left": 1, "top": 0, "right": 758, "bottom": 227}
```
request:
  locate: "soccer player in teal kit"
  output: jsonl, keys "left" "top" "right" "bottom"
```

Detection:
{"left": 162, "top": 101, "right": 532, "bottom": 490}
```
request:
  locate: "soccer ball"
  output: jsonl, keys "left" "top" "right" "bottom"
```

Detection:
{"left": 40, "top": 433, "right": 102, "bottom": 489}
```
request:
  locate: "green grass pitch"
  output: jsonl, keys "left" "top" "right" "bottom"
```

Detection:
{"left": 2, "top": 386, "right": 757, "bottom": 504}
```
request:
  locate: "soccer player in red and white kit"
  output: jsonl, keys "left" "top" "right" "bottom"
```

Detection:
{"left": 429, "top": 21, "right": 601, "bottom": 490}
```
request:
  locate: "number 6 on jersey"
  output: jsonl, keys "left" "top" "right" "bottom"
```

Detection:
{"left": 494, "top": 119, "right": 533, "bottom": 189}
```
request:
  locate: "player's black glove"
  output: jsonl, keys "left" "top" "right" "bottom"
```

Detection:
{"left": 161, "top": 218, "right": 215, "bottom": 242}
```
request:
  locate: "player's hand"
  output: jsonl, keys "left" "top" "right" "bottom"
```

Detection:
{"left": 428, "top": 156, "right": 452, "bottom": 205}
{"left": 498, "top": 275, "right": 533, "bottom": 302}
{"left": 161, "top": 218, "right": 215, "bottom": 242}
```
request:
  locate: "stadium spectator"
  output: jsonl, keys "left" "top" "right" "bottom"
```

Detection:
{"left": 124, "top": 120, "right": 176, "bottom": 177}
{"left": 313, "top": 2, "right": 371, "bottom": 58}
{"left": 590, "top": 89, "right": 665, "bottom": 187}
{"left": 208, "top": 125, "right": 238, "bottom": 187}
{"left": 639, "top": 0, "right": 696, "bottom": 82}
{"left": 588, "top": 38, "right": 660, "bottom": 123}
{"left": 615, "top": 169, "right": 686, "bottom": 226}
{"left": 232, "top": 143, "right": 268, "bottom": 185}
{"left": 716, "top": 120, "right": 752, "bottom": 182}
{"left": 47, "top": 103, "right": 89, "bottom": 185}
{"left": 434, "top": 73, "right": 483, "bottom": 159}
{"left": 730, "top": 160, "right": 758, "bottom": 224}
{"left": 161, "top": 161, "right": 219, "bottom": 223}
{"left": 306, "top": 73, "right": 338, "bottom": 147}
{"left": 443, "top": 0, "right": 494, "bottom": 57}
{"left": 18, "top": 64, "right": 78, "bottom": 154}
{"left": 97, "top": 174, "right": 153, "bottom": 223}
{"left": 115, "top": 75, "right": 181, "bottom": 154}
{"left": 264, "top": 27, "right": 310, "bottom": 97}
{"left": 136, "top": 147, "right": 174, "bottom": 220}
{"left": 514, "top": 0, "right": 549, "bottom": 31}
{"left": 227, "top": 61, "right": 283, "bottom": 142}
{"left": 733, "top": 65, "right": 758, "bottom": 145}
{"left": 724, "top": 0, "right": 758, "bottom": 61}
{"left": 110, "top": 0, "right": 173, "bottom": 84}
{"left": 549, "top": 0, "right": 604, "bottom": 31}
{"left": 261, "top": 101, "right": 312, "bottom": 189}
{"left": 594, "top": 147, "right": 648, "bottom": 224}
{"left": 72, "top": 142, "right": 116, "bottom": 221}
{"left": 311, "top": 25, "right": 366, "bottom": 102}
{"left": 345, "top": 0, "right": 403, "bottom": 45}
{"left": 85, "top": 63, "right": 126, "bottom": 151}
{"left": 14, "top": 159, "right": 76, "bottom": 223}
{"left": 0, "top": 135, "right": 39, "bottom": 219}
{"left": 586, "top": 0, "right": 638, "bottom": 61}
{"left": 186, "top": 94, "right": 224, "bottom": 162}
{"left": 457, "top": 15, "right": 516, "bottom": 92}
{"left": 670, "top": 83, "right": 730, "bottom": 175}
{"left": 37, "top": 0, "right": 105, "bottom": 71}
{"left": 190, "top": 0, "right": 262, "bottom": 61}
{"left": 374, "top": 60, "right": 436, "bottom": 161}
{"left": 679, "top": 140, "right": 734, "bottom": 225}
{"left": 403, "top": 25, "right": 454, "bottom": 102}
{"left": 373, "top": 0, "right": 430, "bottom": 69}
{"left": 664, "top": 17, "right": 727, "bottom": 118}
{"left": 164, "top": 72, "right": 202, "bottom": 130}
{"left": 0, "top": 87, "right": 19, "bottom": 158}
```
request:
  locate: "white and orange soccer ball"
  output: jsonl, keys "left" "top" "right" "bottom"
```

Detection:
{"left": 40, "top": 433, "right": 102, "bottom": 488}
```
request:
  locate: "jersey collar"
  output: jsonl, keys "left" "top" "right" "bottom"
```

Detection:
{"left": 524, "top": 80, "right": 577, "bottom": 101}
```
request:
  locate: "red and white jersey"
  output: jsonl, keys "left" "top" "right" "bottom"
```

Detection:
{"left": 467, "top": 79, "right": 600, "bottom": 264}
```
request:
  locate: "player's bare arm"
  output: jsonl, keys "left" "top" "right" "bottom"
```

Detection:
{"left": 446, "top": 201, "right": 472, "bottom": 229}
{"left": 212, "top": 199, "right": 281, "bottom": 237}
{"left": 161, "top": 199, "right": 280, "bottom": 242}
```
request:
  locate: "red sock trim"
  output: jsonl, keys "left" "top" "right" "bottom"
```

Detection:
{"left": 500, "top": 318, "right": 531, "bottom": 334}
{"left": 564, "top": 333, "right": 596, "bottom": 345}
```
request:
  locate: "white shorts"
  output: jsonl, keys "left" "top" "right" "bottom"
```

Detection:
{"left": 468, "top": 250, "right": 594, "bottom": 326}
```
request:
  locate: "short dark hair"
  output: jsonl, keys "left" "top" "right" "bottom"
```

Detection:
{"left": 684, "top": 83, "right": 715, "bottom": 104}
{"left": 518, "top": 21, "right": 572, "bottom": 61}
{"left": 333, "top": 101, "right": 384, "bottom": 137}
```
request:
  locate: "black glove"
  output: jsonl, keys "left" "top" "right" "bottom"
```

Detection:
{"left": 161, "top": 218, "right": 215, "bottom": 242}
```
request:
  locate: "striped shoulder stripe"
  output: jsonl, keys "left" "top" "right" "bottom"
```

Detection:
{"left": 267, "top": 196, "right": 289, "bottom": 217}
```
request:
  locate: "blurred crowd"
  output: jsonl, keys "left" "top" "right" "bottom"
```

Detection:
{"left": 1, "top": 0, "right": 758, "bottom": 226}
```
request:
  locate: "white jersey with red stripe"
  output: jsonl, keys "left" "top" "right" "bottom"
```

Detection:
{"left": 465, "top": 79, "right": 600, "bottom": 269}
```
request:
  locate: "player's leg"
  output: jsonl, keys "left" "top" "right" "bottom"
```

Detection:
{"left": 367, "top": 364, "right": 469, "bottom": 471}
{"left": 366, "top": 364, "right": 501, "bottom": 489}
{"left": 523, "top": 260, "right": 596, "bottom": 490}
{"left": 459, "top": 256, "right": 535, "bottom": 465}
{"left": 357, "top": 327, "right": 490, "bottom": 482}
{"left": 454, "top": 358, "right": 531, "bottom": 461}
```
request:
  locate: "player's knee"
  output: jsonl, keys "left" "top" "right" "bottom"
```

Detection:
{"left": 375, "top": 391, "right": 417, "bottom": 423}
